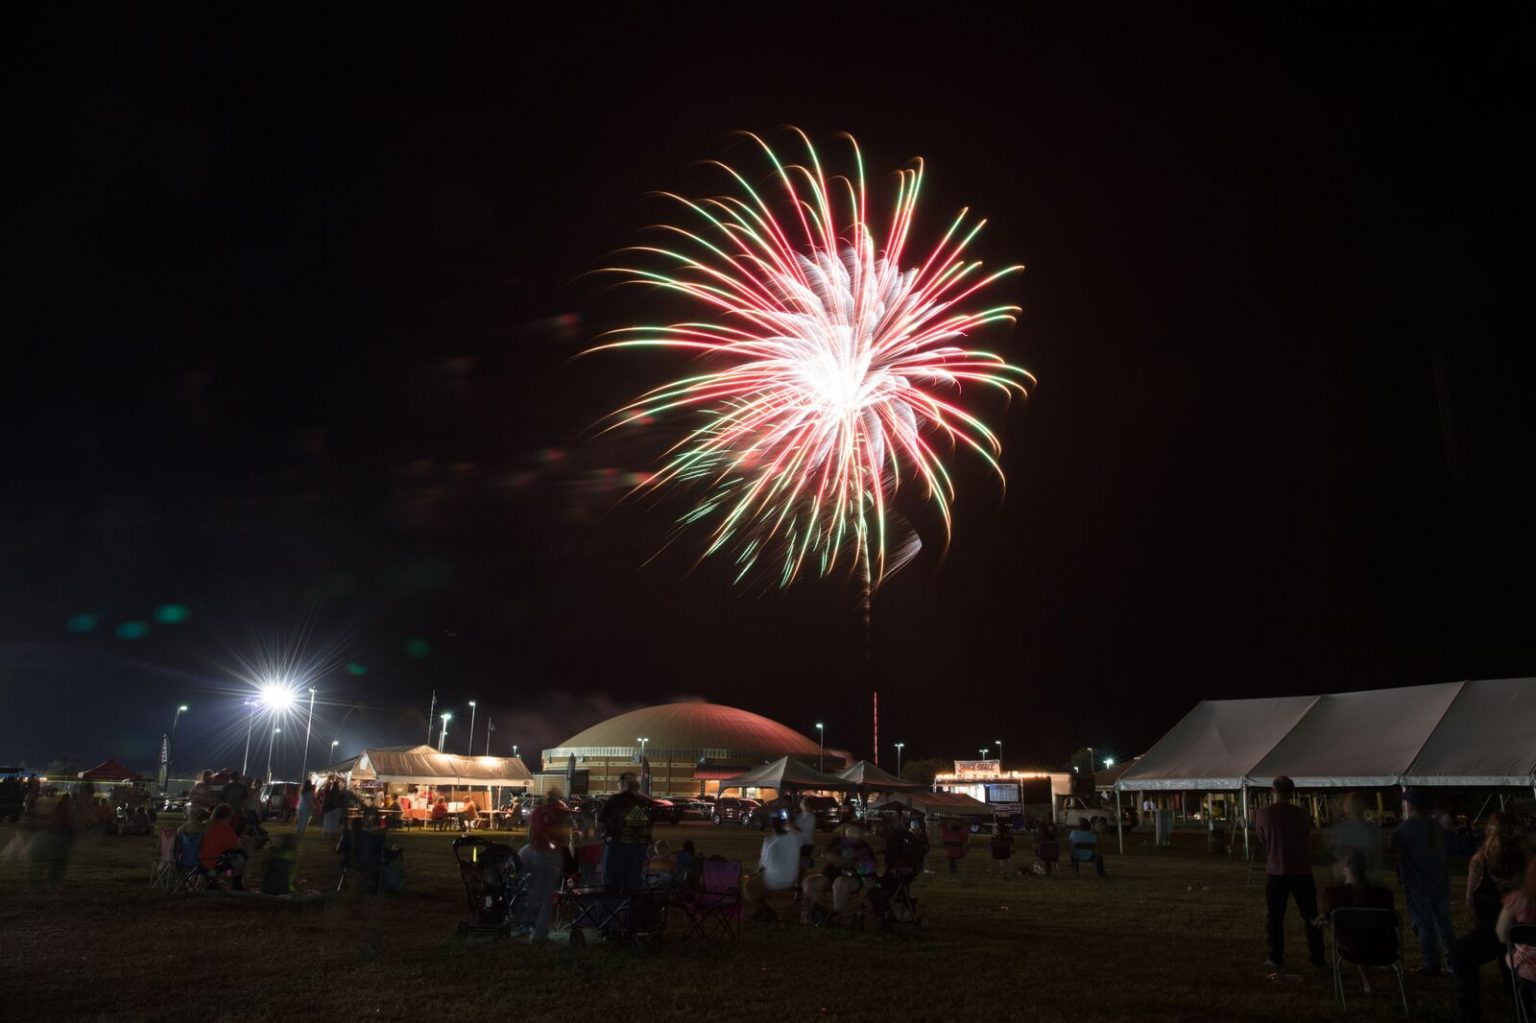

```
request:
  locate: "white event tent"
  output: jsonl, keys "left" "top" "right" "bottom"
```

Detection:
{"left": 1112, "top": 677, "right": 1536, "bottom": 853}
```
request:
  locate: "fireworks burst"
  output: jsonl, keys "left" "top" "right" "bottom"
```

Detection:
{"left": 591, "top": 129, "right": 1034, "bottom": 589}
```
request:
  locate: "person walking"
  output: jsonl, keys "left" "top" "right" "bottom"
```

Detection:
{"left": 598, "top": 772, "right": 653, "bottom": 895}
{"left": 294, "top": 780, "right": 315, "bottom": 839}
{"left": 1254, "top": 775, "right": 1324, "bottom": 973}
{"left": 1391, "top": 788, "right": 1456, "bottom": 976}
{"left": 1451, "top": 811, "right": 1527, "bottom": 1020}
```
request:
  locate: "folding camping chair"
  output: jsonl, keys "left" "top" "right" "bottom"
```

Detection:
{"left": 1510, "top": 923, "right": 1536, "bottom": 1023}
{"left": 166, "top": 831, "right": 206, "bottom": 894}
{"left": 679, "top": 858, "right": 742, "bottom": 942}
{"left": 1328, "top": 907, "right": 1408, "bottom": 1016}
{"left": 150, "top": 827, "right": 178, "bottom": 890}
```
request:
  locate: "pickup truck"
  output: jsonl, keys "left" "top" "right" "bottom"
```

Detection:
{"left": 1057, "top": 795, "right": 1137, "bottom": 833}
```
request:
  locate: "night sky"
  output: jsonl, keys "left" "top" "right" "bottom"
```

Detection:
{"left": 3, "top": 7, "right": 1529, "bottom": 778}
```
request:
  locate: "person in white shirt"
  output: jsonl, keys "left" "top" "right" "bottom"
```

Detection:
{"left": 747, "top": 814, "right": 803, "bottom": 923}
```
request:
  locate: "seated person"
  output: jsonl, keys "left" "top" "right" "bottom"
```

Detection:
{"left": 1034, "top": 824, "right": 1060, "bottom": 875}
{"left": 178, "top": 807, "right": 210, "bottom": 838}
{"left": 1497, "top": 859, "right": 1536, "bottom": 995}
{"left": 198, "top": 804, "right": 248, "bottom": 889}
{"left": 747, "top": 815, "right": 803, "bottom": 922}
{"left": 674, "top": 839, "right": 701, "bottom": 889}
{"left": 801, "top": 823, "right": 878, "bottom": 923}
{"left": 1068, "top": 818, "right": 1106, "bottom": 878}
{"left": 461, "top": 796, "right": 480, "bottom": 828}
{"left": 646, "top": 839, "right": 677, "bottom": 888}
{"left": 883, "top": 809, "right": 924, "bottom": 881}
{"left": 430, "top": 797, "right": 448, "bottom": 829}
{"left": 1314, "top": 849, "right": 1395, "bottom": 993}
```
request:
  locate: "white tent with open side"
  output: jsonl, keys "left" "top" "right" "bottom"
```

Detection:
{"left": 316, "top": 745, "right": 534, "bottom": 789}
{"left": 1112, "top": 678, "right": 1536, "bottom": 855}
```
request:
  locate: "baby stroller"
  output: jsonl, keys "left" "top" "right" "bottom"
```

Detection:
{"left": 869, "top": 870, "right": 925, "bottom": 931}
{"left": 452, "top": 835, "right": 527, "bottom": 937}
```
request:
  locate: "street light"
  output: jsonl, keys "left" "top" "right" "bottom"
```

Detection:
{"left": 438, "top": 712, "right": 452, "bottom": 752}
{"left": 512, "top": 744, "right": 518, "bottom": 758}
{"left": 815, "top": 723, "right": 824, "bottom": 771}
{"left": 266, "top": 726, "right": 281, "bottom": 782}
{"left": 996, "top": 739, "right": 1003, "bottom": 768}
{"left": 165, "top": 704, "right": 188, "bottom": 794}
{"left": 467, "top": 701, "right": 477, "bottom": 756}
{"left": 894, "top": 741, "right": 905, "bottom": 778}
{"left": 330, "top": 739, "right": 340, "bottom": 758}
{"left": 980, "top": 746, "right": 990, "bottom": 760}
{"left": 241, "top": 698, "right": 258, "bottom": 776}
{"left": 299, "top": 687, "right": 317, "bottom": 787}
{"left": 637, "top": 736, "right": 649, "bottom": 760}
{"left": 1104, "top": 756, "right": 1115, "bottom": 768}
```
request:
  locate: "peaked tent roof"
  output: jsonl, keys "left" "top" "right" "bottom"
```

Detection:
{"left": 79, "top": 757, "right": 144, "bottom": 782}
{"left": 871, "top": 791, "right": 996, "bottom": 819}
{"left": 1116, "top": 679, "right": 1536, "bottom": 792}
{"left": 319, "top": 745, "right": 534, "bottom": 787}
{"left": 716, "top": 756, "right": 849, "bottom": 791}
{"left": 835, "top": 760, "right": 924, "bottom": 791}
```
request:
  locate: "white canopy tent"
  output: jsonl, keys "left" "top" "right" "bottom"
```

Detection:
{"left": 1113, "top": 678, "right": 1536, "bottom": 854}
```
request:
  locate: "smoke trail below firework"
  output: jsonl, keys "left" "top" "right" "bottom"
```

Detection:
{"left": 590, "top": 128, "right": 1034, "bottom": 593}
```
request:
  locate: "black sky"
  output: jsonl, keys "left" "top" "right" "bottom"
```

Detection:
{"left": 2, "top": 6, "right": 1530, "bottom": 776}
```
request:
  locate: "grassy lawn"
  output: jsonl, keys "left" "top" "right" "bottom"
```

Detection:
{"left": 0, "top": 819, "right": 1508, "bottom": 1022}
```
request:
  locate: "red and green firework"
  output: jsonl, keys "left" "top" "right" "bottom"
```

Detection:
{"left": 592, "top": 129, "right": 1033, "bottom": 590}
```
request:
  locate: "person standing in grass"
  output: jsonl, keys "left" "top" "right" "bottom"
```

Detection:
{"left": 990, "top": 821, "right": 1015, "bottom": 875}
{"left": 521, "top": 786, "right": 570, "bottom": 942}
{"left": 294, "top": 780, "right": 315, "bottom": 839}
{"left": 1391, "top": 788, "right": 1456, "bottom": 976}
{"left": 1254, "top": 775, "right": 1324, "bottom": 972}
{"left": 939, "top": 817, "right": 969, "bottom": 874}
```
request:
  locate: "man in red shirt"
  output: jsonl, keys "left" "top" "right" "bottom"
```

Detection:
{"left": 521, "top": 787, "right": 570, "bottom": 942}
{"left": 1253, "top": 775, "right": 1323, "bottom": 971}
{"left": 198, "top": 804, "right": 247, "bottom": 890}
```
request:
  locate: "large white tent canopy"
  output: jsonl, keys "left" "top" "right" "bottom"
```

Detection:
{"left": 317, "top": 745, "right": 534, "bottom": 789}
{"left": 1117, "top": 678, "right": 1536, "bottom": 793}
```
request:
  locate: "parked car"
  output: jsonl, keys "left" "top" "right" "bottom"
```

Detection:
{"left": 647, "top": 797, "right": 679, "bottom": 823}
{"left": 801, "top": 795, "right": 848, "bottom": 831}
{"left": 671, "top": 798, "right": 710, "bottom": 821}
{"left": 711, "top": 797, "right": 759, "bottom": 825}
{"left": 1058, "top": 795, "right": 1137, "bottom": 833}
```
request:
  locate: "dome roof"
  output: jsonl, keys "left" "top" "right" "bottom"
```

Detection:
{"left": 549, "top": 702, "right": 821, "bottom": 758}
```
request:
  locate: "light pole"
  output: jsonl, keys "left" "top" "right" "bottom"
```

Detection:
{"left": 467, "top": 701, "right": 477, "bottom": 756}
{"left": 638, "top": 736, "right": 649, "bottom": 760}
{"left": 894, "top": 742, "right": 905, "bottom": 778}
{"left": 996, "top": 739, "right": 1003, "bottom": 768}
{"left": 512, "top": 744, "right": 518, "bottom": 759}
{"left": 299, "top": 687, "right": 317, "bottom": 786}
{"left": 330, "top": 739, "right": 340, "bottom": 760}
{"left": 165, "top": 704, "right": 188, "bottom": 794}
{"left": 980, "top": 747, "right": 990, "bottom": 760}
{"left": 438, "top": 712, "right": 452, "bottom": 752}
{"left": 815, "top": 723, "right": 824, "bottom": 772}
{"left": 241, "top": 699, "right": 258, "bottom": 776}
{"left": 266, "top": 726, "right": 281, "bottom": 782}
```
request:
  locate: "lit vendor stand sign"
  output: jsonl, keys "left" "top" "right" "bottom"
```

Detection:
{"left": 932, "top": 760, "right": 1074, "bottom": 828}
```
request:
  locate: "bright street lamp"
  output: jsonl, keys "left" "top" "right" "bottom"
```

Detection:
{"left": 894, "top": 742, "right": 905, "bottom": 778}
{"left": 815, "top": 723, "right": 825, "bottom": 772}
{"left": 438, "top": 712, "right": 452, "bottom": 752}
{"left": 996, "top": 739, "right": 1003, "bottom": 767}
{"left": 637, "top": 736, "right": 649, "bottom": 760}
{"left": 980, "top": 746, "right": 990, "bottom": 760}
{"left": 467, "top": 701, "right": 477, "bottom": 756}
{"left": 1104, "top": 756, "right": 1115, "bottom": 768}
{"left": 164, "top": 704, "right": 189, "bottom": 795}
{"left": 330, "top": 739, "right": 340, "bottom": 757}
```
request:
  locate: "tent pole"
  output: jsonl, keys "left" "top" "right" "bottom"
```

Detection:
{"left": 1241, "top": 784, "right": 1250, "bottom": 862}
{"left": 1115, "top": 787, "right": 1124, "bottom": 854}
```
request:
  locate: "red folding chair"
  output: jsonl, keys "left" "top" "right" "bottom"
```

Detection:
{"left": 680, "top": 859, "right": 742, "bottom": 942}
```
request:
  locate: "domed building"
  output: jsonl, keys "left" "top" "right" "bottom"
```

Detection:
{"left": 541, "top": 701, "right": 843, "bottom": 797}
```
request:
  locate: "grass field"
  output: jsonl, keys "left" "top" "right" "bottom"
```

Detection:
{"left": 0, "top": 818, "right": 1512, "bottom": 1022}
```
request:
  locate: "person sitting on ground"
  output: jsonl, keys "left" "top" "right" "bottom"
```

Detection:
{"left": 747, "top": 814, "right": 803, "bottom": 923}
{"left": 198, "top": 804, "right": 247, "bottom": 889}
{"left": 1068, "top": 818, "right": 1107, "bottom": 878}
{"left": 1495, "top": 858, "right": 1536, "bottom": 1001}
{"left": 990, "top": 822, "right": 1015, "bottom": 875}
{"left": 1315, "top": 848, "right": 1395, "bottom": 994}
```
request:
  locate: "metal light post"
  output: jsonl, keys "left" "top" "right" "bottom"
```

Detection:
{"left": 512, "top": 744, "right": 518, "bottom": 758}
{"left": 996, "top": 739, "right": 1003, "bottom": 768}
{"left": 266, "top": 727, "right": 281, "bottom": 782}
{"left": 241, "top": 699, "right": 258, "bottom": 776}
{"left": 815, "top": 723, "right": 824, "bottom": 772}
{"left": 980, "top": 746, "right": 990, "bottom": 760}
{"left": 894, "top": 742, "right": 905, "bottom": 778}
{"left": 438, "top": 712, "right": 452, "bottom": 752}
{"left": 299, "top": 687, "right": 317, "bottom": 787}
{"left": 165, "top": 704, "right": 188, "bottom": 794}
{"left": 467, "top": 701, "right": 477, "bottom": 756}
{"left": 638, "top": 736, "right": 649, "bottom": 760}
{"left": 330, "top": 739, "right": 340, "bottom": 760}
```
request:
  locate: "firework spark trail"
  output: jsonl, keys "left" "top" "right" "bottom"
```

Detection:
{"left": 590, "top": 129, "right": 1034, "bottom": 589}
